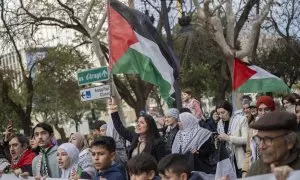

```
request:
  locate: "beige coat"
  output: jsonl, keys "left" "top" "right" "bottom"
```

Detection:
{"left": 228, "top": 115, "right": 249, "bottom": 169}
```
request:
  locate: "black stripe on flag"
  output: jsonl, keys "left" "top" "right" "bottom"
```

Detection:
{"left": 109, "top": 0, "right": 179, "bottom": 79}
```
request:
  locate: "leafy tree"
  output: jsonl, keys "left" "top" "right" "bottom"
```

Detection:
{"left": 173, "top": 23, "right": 231, "bottom": 102}
{"left": 33, "top": 46, "right": 105, "bottom": 140}
{"left": 255, "top": 38, "right": 300, "bottom": 88}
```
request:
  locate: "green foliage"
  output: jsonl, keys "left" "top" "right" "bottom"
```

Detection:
{"left": 33, "top": 46, "right": 105, "bottom": 126}
{"left": 255, "top": 38, "right": 300, "bottom": 88}
{"left": 0, "top": 69, "right": 25, "bottom": 132}
{"left": 174, "top": 24, "right": 230, "bottom": 99}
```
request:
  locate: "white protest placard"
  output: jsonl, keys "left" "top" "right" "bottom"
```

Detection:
{"left": 239, "top": 170, "right": 300, "bottom": 180}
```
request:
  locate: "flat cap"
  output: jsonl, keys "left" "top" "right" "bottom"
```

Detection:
{"left": 250, "top": 111, "right": 297, "bottom": 131}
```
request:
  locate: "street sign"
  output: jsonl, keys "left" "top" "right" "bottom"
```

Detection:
{"left": 80, "top": 85, "right": 111, "bottom": 102}
{"left": 77, "top": 67, "right": 109, "bottom": 85}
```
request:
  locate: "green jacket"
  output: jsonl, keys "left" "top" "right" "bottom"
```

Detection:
{"left": 247, "top": 150, "right": 300, "bottom": 177}
{"left": 32, "top": 145, "right": 61, "bottom": 178}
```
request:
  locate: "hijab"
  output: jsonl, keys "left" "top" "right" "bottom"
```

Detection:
{"left": 70, "top": 132, "right": 96, "bottom": 178}
{"left": 70, "top": 133, "right": 88, "bottom": 151}
{"left": 58, "top": 143, "right": 80, "bottom": 178}
{"left": 100, "top": 124, "right": 107, "bottom": 131}
{"left": 172, "top": 112, "right": 212, "bottom": 154}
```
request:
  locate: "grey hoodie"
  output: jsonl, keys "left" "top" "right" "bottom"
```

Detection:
{"left": 32, "top": 145, "right": 61, "bottom": 178}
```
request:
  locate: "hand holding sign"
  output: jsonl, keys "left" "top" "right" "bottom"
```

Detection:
{"left": 107, "top": 97, "right": 118, "bottom": 113}
{"left": 271, "top": 164, "right": 293, "bottom": 180}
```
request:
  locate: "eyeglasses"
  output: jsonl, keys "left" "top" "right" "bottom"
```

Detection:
{"left": 253, "top": 133, "right": 288, "bottom": 146}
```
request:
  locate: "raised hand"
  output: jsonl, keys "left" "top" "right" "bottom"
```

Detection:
{"left": 107, "top": 97, "right": 118, "bottom": 112}
{"left": 271, "top": 164, "right": 293, "bottom": 180}
{"left": 4, "top": 120, "right": 13, "bottom": 142}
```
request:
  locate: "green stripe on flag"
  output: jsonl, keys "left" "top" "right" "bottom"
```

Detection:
{"left": 237, "top": 78, "right": 290, "bottom": 93}
{"left": 112, "top": 48, "right": 174, "bottom": 105}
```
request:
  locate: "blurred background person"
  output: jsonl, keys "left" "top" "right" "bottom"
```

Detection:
{"left": 69, "top": 132, "right": 96, "bottom": 178}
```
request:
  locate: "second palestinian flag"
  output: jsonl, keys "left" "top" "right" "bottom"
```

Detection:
{"left": 233, "top": 58, "right": 290, "bottom": 93}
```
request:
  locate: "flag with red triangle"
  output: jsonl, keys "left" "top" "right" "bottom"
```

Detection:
{"left": 108, "top": 0, "right": 179, "bottom": 105}
{"left": 233, "top": 58, "right": 290, "bottom": 93}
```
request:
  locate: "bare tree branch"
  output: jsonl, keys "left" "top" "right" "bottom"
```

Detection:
{"left": 19, "top": 0, "right": 90, "bottom": 37}
{"left": 91, "top": 10, "right": 107, "bottom": 38}
{"left": 1, "top": 0, "right": 26, "bottom": 77}
{"left": 225, "top": 0, "right": 234, "bottom": 47}
{"left": 236, "top": 0, "right": 273, "bottom": 58}
{"left": 145, "top": 0, "right": 161, "bottom": 14}
{"left": 211, "top": 0, "right": 228, "bottom": 16}
{"left": 234, "top": 0, "right": 259, "bottom": 43}
{"left": 210, "top": 16, "right": 233, "bottom": 57}
{"left": 81, "top": 0, "right": 96, "bottom": 26}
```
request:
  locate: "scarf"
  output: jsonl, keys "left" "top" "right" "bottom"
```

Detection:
{"left": 79, "top": 148, "right": 96, "bottom": 177}
{"left": 172, "top": 113, "right": 212, "bottom": 154}
{"left": 58, "top": 143, "right": 80, "bottom": 179}
{"left": 217, "top": 113, "right": 243, "bottom": 171}
{"left": 10, "top": 149, "right": 36, "bottom": 169}
{"left": 216, "top": 113, "right": 241, "bottom": 135}
{"left": 36, "top": 144, "right": 53, "bottom": 177}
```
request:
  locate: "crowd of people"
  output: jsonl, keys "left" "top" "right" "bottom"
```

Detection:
{"left": 0, "top": 91, "right": 299, "bottom": 180}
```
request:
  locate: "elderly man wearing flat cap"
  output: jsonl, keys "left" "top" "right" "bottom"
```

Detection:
{"left": 247, "top": 111, "right": 300, "bottom": 178}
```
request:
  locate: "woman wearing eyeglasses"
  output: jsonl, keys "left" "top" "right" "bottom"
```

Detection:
{"left": 107, "top": 97, "right": 166, "bottom": 161}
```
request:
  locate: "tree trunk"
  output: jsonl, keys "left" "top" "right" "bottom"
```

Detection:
{"left": 54, "top": 123, "right": 67, "bottom": 141}
{"left": 161, "top": 0, "right": 173, "bottom": 48}
{"left": 215, "top": 61, "right": 230, "bottom": 103}
{"left": 152, "top": 89, "right": 165, "bottom": 116}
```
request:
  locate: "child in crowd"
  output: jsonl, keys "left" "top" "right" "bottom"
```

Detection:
{"left": 126, "top": 153, "right": 160, "bottom": 180}
{"left": 158, "top": 154, "right": 203, "bottom": 180}
{"left": 57, "top": 143, "right": 91, "bottom": 179}
{"left": 100, "top": 124, "right": 107, "bottom": 136}
{"left": 91, "top": 136, "right": 126, "bottom": 180}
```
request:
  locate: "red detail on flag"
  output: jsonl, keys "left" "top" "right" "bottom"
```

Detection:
{"left": 108, "top": 5, "right": 138, "bottom": 69}
{"left": 233, "top": 58, "right": 256, "bottom": 90}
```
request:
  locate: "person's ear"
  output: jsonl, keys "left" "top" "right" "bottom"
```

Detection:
{"left": 180, "top": 173, "right": 188, "bottom": 180}
{"left": 147, "top": 170, "right": 155, "bottom": 179}
{"left": 110, "top": 152, "right": 116, "bottom": 161}
{"left": 286, "top": 132, "right": 297, "bottom": 150}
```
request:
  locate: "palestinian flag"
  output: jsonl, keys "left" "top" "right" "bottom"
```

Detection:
{"left": 108, "top": 0, "right": 179, "bottom": 105}
{"left": 233, "top": 58, "right": 290, "bottom": 93}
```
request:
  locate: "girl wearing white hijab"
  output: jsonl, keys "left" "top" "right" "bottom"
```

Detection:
{"left": 57, "top": 143, "right": 91, "bottom": 179}
{"left": 172, "top": 112, "right": 217, "bottom": 175}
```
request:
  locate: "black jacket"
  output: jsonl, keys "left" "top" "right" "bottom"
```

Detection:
{"left": 184, "top": 136, "right": 217, "bottom": 174}
{"left": 203, "top": 119, "right": 218, "bottom": 132}
{"left": 111, "top": 112, "right": 166, "bottom": 161}
{"left": 163, "top": 125, "right": 179, "bottom": 154}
